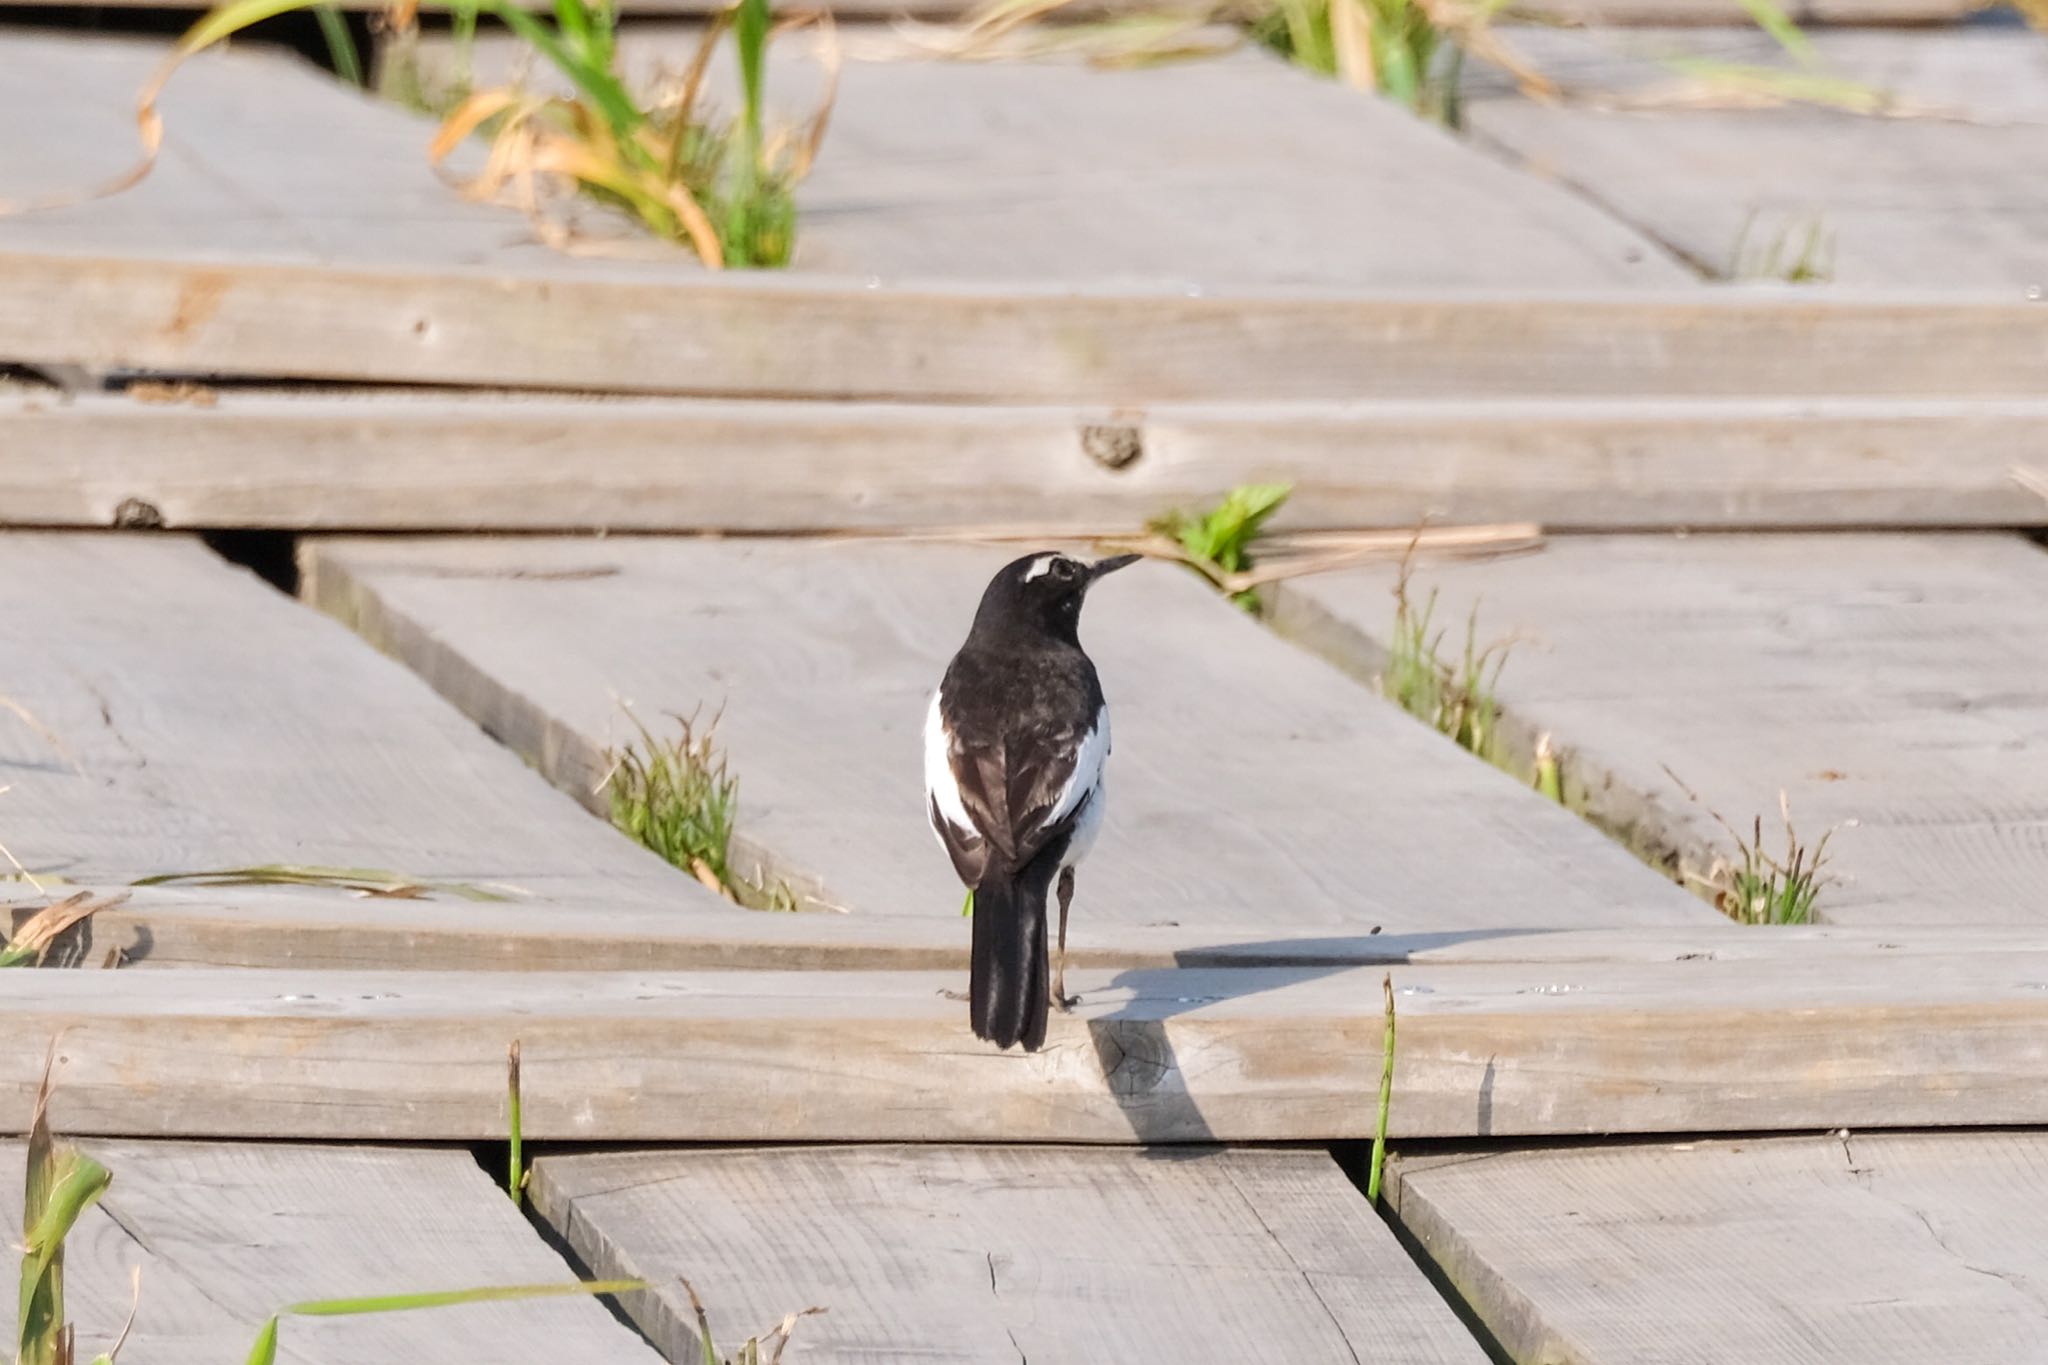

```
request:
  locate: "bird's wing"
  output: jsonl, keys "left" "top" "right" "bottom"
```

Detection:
{"left": 947, "top": 712, "right": 1106, "bottom": 876}
{"left": 925, "top": 689, "right": 990, "bottom": 885}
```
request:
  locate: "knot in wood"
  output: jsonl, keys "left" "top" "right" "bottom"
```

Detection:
{"left": 112, "top": 498, "right": 165, "bottom": 529}
{"left": 1080, "top": 424, "right": 1144, "bottom": 471}
{"left": 1089, "top": 1020, "right": 1175, "bottom": 1098}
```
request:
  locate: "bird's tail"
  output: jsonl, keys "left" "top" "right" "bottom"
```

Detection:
{"left": 970, "top": 864, "right": 1053, "bottom": 1052}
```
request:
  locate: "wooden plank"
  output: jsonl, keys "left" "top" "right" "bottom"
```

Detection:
{"left": 305, "top": 537, "right": 1711, "bottom": 934}
{"left": 1389, "top": 1133, "right": 2048, "bottom": 1364}
{"left": 3, "top": 34, "right": 1677, "bottom": 289}
{"left": 0, "top": 1141, "right": 662, "bottom": 1364}
{"left": 531, "top": 1145, "right": 1490, "bottom": 1364}
{"left": 13, "top": 388, "right": 2048, "bottom": 530}
{"left": 1467, "top": 29, "right": 2048, "bottom": 288}
{"left": 37, "top": 882, "right": 2048, "bottom": 970}
{"left": 2, "top": 41, "right": 2046, "bottom": 400}
{"left": 10, "top": 953, "right": 2048, "bottom": 1140}
{"left": 1275, "top": 533, "right": 2048, "bottom": 927}
{"left": 403, "top": 32, "right": 1686, "bottom": 288}
{"left": 14, "top": 247, "right": 2044, "bottom": 401}
{"left": 0, "top": 532, "right": 691, "bottom": 909}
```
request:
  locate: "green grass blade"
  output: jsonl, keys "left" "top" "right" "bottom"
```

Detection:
{"left": 1366, "top": 972, "right": 1395, "bottom": 1203}
{"left": 734, "top": 0, "right": 772, "bottom": 151}
{"left": 482, "top": 0, "right": 647, "bottom": 144}
{"left": 1732, "top": 0, "right": 1815, "bottom": 66}
{"left": 243, "top": 1317, "right": 280, "bottom": 1365}
{"left": 960, "top": 888, "right": 974, "bottom": 918}
{"left": 507, "top": 1041, "right": 525, "bottom": 1207}
{"left": 177, "top": 0, "right": 326, "bottom": 57}
{"left": 312, "top": 4, "right": 362, "bottom": 86}
{"left": 282, "top": 1280, "right": 647, "bottom": 1318}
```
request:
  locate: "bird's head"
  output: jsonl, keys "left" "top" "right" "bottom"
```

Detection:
{"left": 970, "top": 550, "right": 1141, "bottom": 644}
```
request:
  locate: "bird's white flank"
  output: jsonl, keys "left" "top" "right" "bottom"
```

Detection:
{"left": 923, "top": 688, "right": 975, "bottom": 837}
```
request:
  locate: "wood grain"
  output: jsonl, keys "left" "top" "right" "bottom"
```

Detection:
{"left": 11, "top": 247, "right": 2047, "bottom": 400}
{"left": 1390, "top": 1133, "right": 2048, "bottom": 1364}
{"left": 0, "top": 34, "right": 1675, "bottom": 290}
{"left": 2, "top": 43, "right": 2045, "bottom": 400}
{"left": 305, "top": 536, "right": 1710, "bottom": 934}
{"left": 0, "top": 532, "right": 692, "bottom": 909}
{"left": 532, "top": 1146, "right": 1490, "bottom": 1364}
{"left": 32, "top": 882, "right": 2048, "bottom": 971}
{"left": 9, "top": 954, "right": 2048, "bottom": 1140}
{"left": 1469, "top": 29, "right": 2048, "bottom": 288}
{"left": 0, "top": 1141, "right": 662, "bottom": 1364}
{"left": 1277, "top": 533, "right": 2048, "bottom": 927}
{"left": 13, "top": 389, "right": 2048, "bottom": 531}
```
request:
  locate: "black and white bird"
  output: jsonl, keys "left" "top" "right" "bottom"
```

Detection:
{"left": 923, "top": 550, "right": 1139, "bottom": 1052}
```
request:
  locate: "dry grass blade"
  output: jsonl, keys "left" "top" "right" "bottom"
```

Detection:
{"left": 0, "top": 698, "right": 82, "bottom": 775}
{"left": 131, "top": 865, "right": 518, "bottom": 902}
{"left": 1102, "top": 522, "right": 1542, "bottom": 596}
{"left": 2, "top": 891, "right": 129, "bottom": 968}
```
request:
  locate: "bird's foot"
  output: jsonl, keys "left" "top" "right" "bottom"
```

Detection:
{"left": 1053, "top": 991, "right": 1081, "bottom": 1012}
{"left": 940, "top": 988, "right": 970, "bottom": 1001}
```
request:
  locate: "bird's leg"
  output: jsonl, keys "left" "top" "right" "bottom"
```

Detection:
{"left": 1054, "top": 866, "right": 1078, "bottom": 1010}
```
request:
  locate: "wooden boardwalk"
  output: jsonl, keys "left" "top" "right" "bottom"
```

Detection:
{"left": 1390, "top": 1133, "right": 2048, "bottom": 1364}
{"left": 13, "top": 947, "right": 2048, "bottom": 1141}
{"left": 533, "top": 1146, "right": 1490, "bottom": 1363}
{"left": 1469, "top": 28, "right": 2048, "bottom": 287}
{"left": 5, "top": 35, "right": 2047, "bottom": 403}
{"left": 0, "top": 1141, "right": 661, "bottom": 1364}
{"left": 0, "top": 533, "right": 689, "bottom": 908}
{"left": 11, "top": 389, "right": 2048, "bottom": 532}
{"left": 1275, "top": 533, "right": 2048, "bottom": 926}
{"left": 305, "top": 537, "right": 1710, "bottom": 934}
{"left": 5, "top": 18, "right": 2048, "bottom": 1361}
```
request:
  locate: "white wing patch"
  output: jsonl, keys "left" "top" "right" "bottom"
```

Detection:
{"left": 923, "top": 688, "right": 974, "bottom": 836}
{"left": 1022, "top": 554, "right": 1060, "bottom": 582}
{"left": 1043, "top": 710, "right": 1109, "bottom": 834}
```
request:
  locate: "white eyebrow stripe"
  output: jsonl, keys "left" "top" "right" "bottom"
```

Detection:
{"left": 1022, "top": 554, "right": 1059, "bottom": 582}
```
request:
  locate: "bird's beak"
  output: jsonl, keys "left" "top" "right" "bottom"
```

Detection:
{"left": 1087, "top": 553, "right": 1143, "bottom": 584}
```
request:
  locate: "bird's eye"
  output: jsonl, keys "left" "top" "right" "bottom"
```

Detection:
{"left": 1051, "top": 558, "right": 1079, "bottom": 582}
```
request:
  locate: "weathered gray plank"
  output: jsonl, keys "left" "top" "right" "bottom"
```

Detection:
{"left": 305, "top": 537, "right": 1709, "bottom": 934}
{"left": 35, "top": 882, "right": 2048, "bottom": 970}
{"left": 0, "top": 532, "right": 690, "bottom": 908}
{"left": 1468, "top": 28, "right": 2048, "bottom": 288}
{"left": 0, "top": 1141, "right": 662, "bottom": 1364}
{"left": 1390, "top": 1132, "right": 2048, "bottom": 1365}
{"left": 1276, "top": 533, "right": 2048, "bottom": 927}
{"left": 13, "top": 389, "right": 2048, "bottom": 530}
{"left": 532, "top": 1145, "right": 1489, "bottom": 1364}
{"left": 407, "top": 31, "right": 1684, "bottom": 287}
{"left": 1, "top": 33, "right": 1676, "bottom": 288}
{"left": 3, "top": 40, "right": 2046, "bottom": 400}
{"left": 10, "top": 247, "right": 2046, "bottom": 401}
{"left": 11, "top": 953, "right": 2048, "bottom": 1140}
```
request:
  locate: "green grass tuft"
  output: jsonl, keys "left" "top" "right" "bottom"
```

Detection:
{"left": 1381, "top": 555, "right": 1513, "bottom": 764}
{"left": 1666, "top": 770, "right": 1846, "bottom": 925}
{"left": 605, "top": 707, "right": 798, "bottom": 911}
{"left": 1149, "top": 483, "right": 1291, "bottom": 611}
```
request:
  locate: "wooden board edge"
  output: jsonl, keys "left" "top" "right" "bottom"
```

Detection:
{"left": 7, "top": 253, "right": 2047, "bottom": 400}
{"left": 11, "top": 392, "right": 2048, "bottom": 530}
